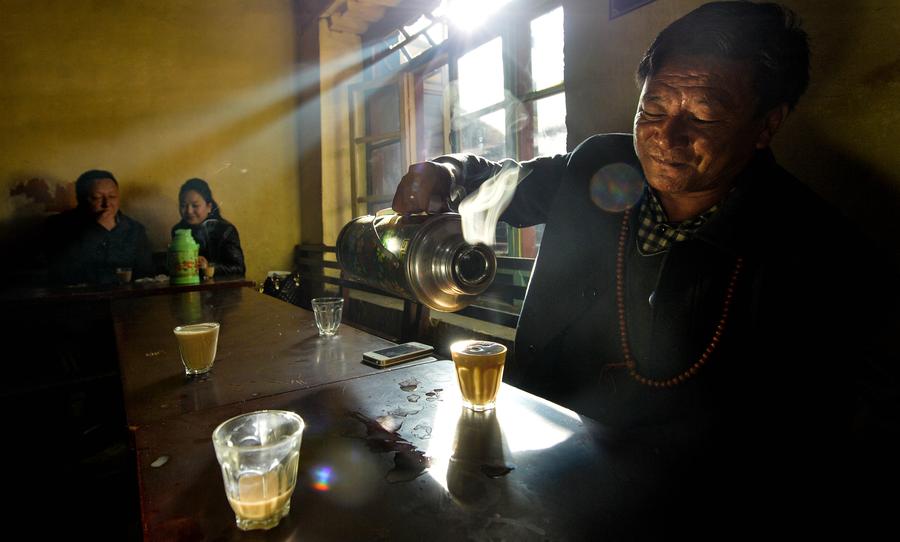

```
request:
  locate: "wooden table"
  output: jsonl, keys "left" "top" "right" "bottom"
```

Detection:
{"left": 0, "top": 277, "right": 257, "bottom": 540}
{"left": 112, "top": 288, "right": 437, "bottom": 428}
{"left": 0, "top": 277, "right": 255, "bottom": 399}
{"left": 0, "top": 276, "right": 254, "bottom": 304}
{"left": 134, "top": 360, "right": 688, "bottom": 541}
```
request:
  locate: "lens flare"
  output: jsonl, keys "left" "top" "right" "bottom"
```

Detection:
{"left": 589, "top": 162, "right": 644, "bottom": 212}
{"left": 312, "top": 466, "right": 333, "bottom": 492}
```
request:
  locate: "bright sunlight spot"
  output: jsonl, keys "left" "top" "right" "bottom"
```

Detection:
{"left": 433, "top": 0, "right": 514, "bottom": 31}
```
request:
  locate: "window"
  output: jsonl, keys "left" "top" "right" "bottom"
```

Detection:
{"left": 455, "top": 37, "right": 507, "bottom": 160}
{"left": 352, "top": 0, "right": 566, "bottom": 257}
{"left": 350, "top": 77, "right": 406, "bottom": 215}
{"left": 366, "top": 13, "right": 448, "bottom": 81}
{"left": 416, "top": 65, "right": 451, "bottom": 162}
{"left": 528, "top": 7, "right": 567, "bottom": 157}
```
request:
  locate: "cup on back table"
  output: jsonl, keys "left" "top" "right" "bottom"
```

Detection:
{"left": 115, "top": 267, "right": 132, "bottom": 284}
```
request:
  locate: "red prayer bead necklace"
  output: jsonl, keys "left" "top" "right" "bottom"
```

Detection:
{"left": 615, "top": 209, "right": 744, "bottom": 388}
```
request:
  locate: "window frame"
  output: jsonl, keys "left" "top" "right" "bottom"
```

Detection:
{"left": 349, "top": 72, "right": 411, "bottom": 217}
{"left": 350, "top": 0, "right": 565, "bottom": 253}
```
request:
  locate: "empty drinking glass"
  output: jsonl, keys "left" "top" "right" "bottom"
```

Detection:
{"left": 311, "top": 297, "right": 343, "bottom": 336}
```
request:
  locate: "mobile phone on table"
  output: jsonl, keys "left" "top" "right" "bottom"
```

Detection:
{"left": 362, "top": 342, "right": 434, "bottom": 368}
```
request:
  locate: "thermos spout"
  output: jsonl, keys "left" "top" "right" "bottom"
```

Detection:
{"left": 437, "top": 244, "right": 495, "bottom": 296}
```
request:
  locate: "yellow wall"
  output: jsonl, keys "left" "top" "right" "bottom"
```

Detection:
{"left": 0, "top": 0, "right": 304, "bottom": 283}
{"left": 565, "top": 0, "right": 900, "bottom": 261}
{"left": 318, "top": 20, "right": 363, "bottom": 246}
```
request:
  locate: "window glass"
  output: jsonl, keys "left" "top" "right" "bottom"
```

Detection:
{"left": 457, "top": 38, "right": 504, "bottom": 114}
{"left": 533, "top": 93, "right": 567, "bottom": 157}
{"left": 404, "top": 15, "right": 432, "bottom": 36}
{"left": 438, "top": 0, "right": 513, "bottom": 30}
{"left": 375, "top": 53, "right": 402, "bottom": 79}
{"left": 366, "top": 86, "right": 400, "bottom": 134}
{"left": 493, "top": 224, "right": 509, "bottom": 256}
{"left": 458, "top": 109, "right": 506, "bottom": 160}
{"left": 402, "top": 33, "right": 433, "bottom": 62}
{"left": 419, "top": 66, "right": 449, "bottom": 161}
{"left": 367, "top": 142, "right": 403, "bottom": 198}
{"left": 384, "top": 30, "right": 404, "bottom": 49}
{"left": 426, "top": 22, "right": 448, "bottom": 45}
{"left": 530, "top": 7, "right": 564, "bottom": 91}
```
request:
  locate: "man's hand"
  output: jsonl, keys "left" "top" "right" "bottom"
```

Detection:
{"left": 391, "top": 161, "right": 454, "bottom": 214}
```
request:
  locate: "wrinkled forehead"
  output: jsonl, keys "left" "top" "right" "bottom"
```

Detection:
{"left": 642, "top": 54, "right": 756, "bottom": 109}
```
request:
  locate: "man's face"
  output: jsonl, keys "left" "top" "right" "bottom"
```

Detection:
{"left": 633, "top": 55, "right": 772, "bottom": 198}
{"left": 87, "top": 178, "right": 120, "bottom": 221}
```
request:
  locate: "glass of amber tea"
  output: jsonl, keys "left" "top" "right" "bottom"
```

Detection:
{"left": 212, "top": 410, "right": 306, "bottom": 531}
{"left": 450, "top": 340, "right": 507, "bottom": 411}
{"left": 173, "top": 322, "right": 220, "bottom": 375}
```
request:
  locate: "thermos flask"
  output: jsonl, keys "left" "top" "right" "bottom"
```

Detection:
{"left": 168, "top": 229, "right": 200, "bottom": 285}
{"left": 336, "top": 213, "right": 496, "bottom": 312}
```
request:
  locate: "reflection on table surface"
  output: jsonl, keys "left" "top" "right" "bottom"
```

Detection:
{"left": 113, "top": 288, "right": 435, "bottom": 427}
{"left": 0, "top": 276, "right": 253, "bottom": 304}
{"left": 136, "top": 360, "right": 685, "bottom": 541}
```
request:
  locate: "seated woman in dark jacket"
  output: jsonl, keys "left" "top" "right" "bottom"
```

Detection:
{"left": 171, "top": 178, "right": 245, "bottom": 277}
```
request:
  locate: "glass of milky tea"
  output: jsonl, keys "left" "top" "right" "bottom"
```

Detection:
{"left": 450, "top": 340, "right": 507, "bottom": 411}
{"left": 212, "top": 410, "right": 305, "bottom": 531}
{"left": 173, "top": 322, "right": 220, "bottom": 375}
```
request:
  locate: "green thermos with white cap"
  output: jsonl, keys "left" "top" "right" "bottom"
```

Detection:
{"left": 168, "top": 229, "right": 200, "bottom": 285}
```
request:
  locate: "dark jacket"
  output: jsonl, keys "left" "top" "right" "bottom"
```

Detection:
{"left": 437, "top": 134, "right": 896, "bottom": 529}
{"left": 171, "top": 217, "right": 245, "bottom": 277}
{"left": 43, "top": 209, "right": 154, "bottom": 285}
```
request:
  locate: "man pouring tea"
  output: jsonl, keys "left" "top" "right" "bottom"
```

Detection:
{"left": 392, "top": 1, "right": 896, "bottom": 534}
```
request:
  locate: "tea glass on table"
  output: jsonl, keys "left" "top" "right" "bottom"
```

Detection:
{"left": 115, "top": 267, "right": 132, "bottom": 284}
{"left": 311, "top": 297, "right": 343, "bottom": 337}
{"left": 173, "top": 322, "right": 220, "bottom": 375}
{"left": 450, "top": 340, "right": 507, "bottom": 411}
{"left": 203, "top": 264, "right": 215, "bottom": 280}
{"left": 212, "top": 410, "right": 306, "bottom": 531}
